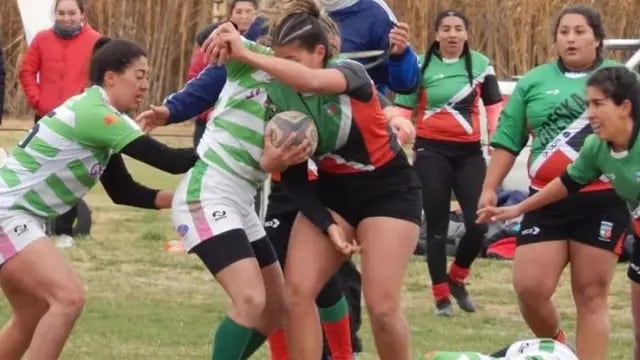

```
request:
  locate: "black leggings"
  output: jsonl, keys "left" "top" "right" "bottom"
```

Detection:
{"left": 413, "top": 139, "right": 488, "bottom": 285}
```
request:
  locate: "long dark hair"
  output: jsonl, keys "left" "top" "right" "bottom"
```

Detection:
{"left": 422, "top": 10, "right": 473, "bottom": 85}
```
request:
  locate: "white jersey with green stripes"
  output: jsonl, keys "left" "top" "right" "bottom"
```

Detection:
{"left": 0, "top": 86, "right": 143, "bottom": 218}
{"left": 196, "top": 39, "right": 274, "bottom": 189}
{"left": 428, "top": 339, "right": 577, "bottom": 360}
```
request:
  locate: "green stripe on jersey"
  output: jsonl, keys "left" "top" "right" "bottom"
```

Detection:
{"left": 215, "top": 117, "right": 264, "bottom": 148}
{"left": 219, "top": 143, "right": 261, "bottom": 170}
{"left": 0, "top": 168, "right": 20, "bottom": 187}
{"left": 24, "top": 190, "right": 57, "bottom": 217}
{"left": 29, "top": 137, "right": 61, "bottom": 158}
{"left": 202, "top": 149, "right": 260, "bottom": 188}
{"left": 66, "top": 160, "right": 95, "bottom": 189}
{"left": 12, "top": 148, "right": 41, "bottom": 173}
{"left": 228, "top": 98, "right": 267, "bottom": 119}
{"left": 45, "top": 175, "right": 77, "bottom": 207}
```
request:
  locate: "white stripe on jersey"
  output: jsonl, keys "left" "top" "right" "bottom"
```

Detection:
{"left": 54, "top": 106, "right": 77, "bottom": 127}
{"left": 336, "top": 95, "right": 353, "bottom": 149}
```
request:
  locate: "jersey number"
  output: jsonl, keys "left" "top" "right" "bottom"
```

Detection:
{"left": 18, "top": 124, "right": 40, "bottom": 149}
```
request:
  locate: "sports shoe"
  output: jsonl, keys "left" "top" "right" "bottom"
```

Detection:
{"left": 449, "top": 279, "right": 476, "bottom": 312}
{"left": 55, "top": 234, "right": 74, "bottom": 249}
{"left": 434, "top": 298, "right": 453, "bottom": 317}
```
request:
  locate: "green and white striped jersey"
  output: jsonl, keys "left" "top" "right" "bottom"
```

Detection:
{"left": 428, "top": 339, "right": 577, "bottom": 360}
{"left": 0, "top": 86, "right": 143, "bottom": 218}
{"left": 197, "top": 39, "right": 274, "bottom": 188}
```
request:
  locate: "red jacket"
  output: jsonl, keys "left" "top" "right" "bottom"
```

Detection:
{"left": 187, "top": 48, "right": 213, "bottom": 123}
{"left": 19, "top": 24, "right": 101, "bottom": 116}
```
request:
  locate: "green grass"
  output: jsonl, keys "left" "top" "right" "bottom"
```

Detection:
{"left": 0, "top": 130, "right": 635, "bottom": 359}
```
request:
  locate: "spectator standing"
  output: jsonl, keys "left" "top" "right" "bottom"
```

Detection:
{"left": 18, "top": 0, "right": 100, "bottom": 245}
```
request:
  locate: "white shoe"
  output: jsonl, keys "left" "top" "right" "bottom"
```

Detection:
{"left": 55, "top": 234, "right": 75, "bottom": 248}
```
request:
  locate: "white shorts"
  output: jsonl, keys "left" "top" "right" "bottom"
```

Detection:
{"left": 0, "top": 211, "right": 47, "bottom": 267}
{"left": 171, "top": 161, "right": 265, "bottom": 252}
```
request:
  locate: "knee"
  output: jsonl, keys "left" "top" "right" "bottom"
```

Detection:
{"left": 285, "top": 280, "right": 319, "bottom": 312}
{"left": 573, "top": 280, "right": 609, "bottom": 312}
{"left": 513, "top": 276, "right": 554, "bottom": 305}
{"left": 364, "top": 291, "right": 401, "bottom": 328}
{"left": 49, "top": 282, "right": 85, "bottom": 318}
{"left": 234, "top": 289, "right": 267, "bottom": 321}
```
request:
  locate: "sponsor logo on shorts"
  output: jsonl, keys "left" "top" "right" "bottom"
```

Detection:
{"left": 264, "top": 218, "right": 280, "bottom": 228}
{"left": 630, "top": 262, "right": 640, "bottom": 275}
{"left": 176, "top": 224, "right": 189, "bottom": 237}
{"left": 89, "top": 163, "right": 106, "bottom": 178}
{"left": 599, "top": 221, "right": 613, "bottom": 242}
{"left": 13, "top": 224, "right": 28, "bottom": 236}
{"left": 211, "top": 210, "right": 227, "bottom": 222}
{"left": 521, "top": 226, "right": 540, "bottom": 236}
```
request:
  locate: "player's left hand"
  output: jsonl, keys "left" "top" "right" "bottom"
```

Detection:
{"left": 389, "top": 22, "right": 410, "bottom": 55}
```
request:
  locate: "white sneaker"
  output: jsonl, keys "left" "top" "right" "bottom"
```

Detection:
{"left": 55, "top": 234, "right": 75, "bottom": 248}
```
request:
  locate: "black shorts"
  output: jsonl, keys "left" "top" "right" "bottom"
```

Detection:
{"left": 628, "top": 237, "right": 640, "bottom": 284}
{"left": 318, "top": 153, "right": 422, "bottom": 227}
{"left": 192, "top": 230, "right": 278, "bottom": 275}
{"left": 518, "top": 189, "right": 629, "bottom": 254}
{"left": 264, "top": 210, "right": 297, "bottom": 267}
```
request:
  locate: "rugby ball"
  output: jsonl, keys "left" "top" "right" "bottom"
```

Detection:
{"left": 266, "top": 110, "right": 318, "bottom": 154}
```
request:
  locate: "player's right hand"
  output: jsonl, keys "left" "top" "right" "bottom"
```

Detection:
{"left": 327, "top": 224, "right": 360, "bottom": 255}
{"left": 136, "top": 105, "right": 170, "bottom": 133}
{"left": 476, "top": 189, "right": 498, "bottom": 223}
{"left": 260, "top": 129, "right": 312, "bottom": 172}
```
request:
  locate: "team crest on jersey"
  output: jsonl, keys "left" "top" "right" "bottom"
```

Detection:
{"left": 598, "top": 221, "right": 613, "bottom": 242}
{"left": 103, "top": 114, "right": 118, "bottom": 125}
{"left": 324, "top": 101, "right": 339, "bottom": 116}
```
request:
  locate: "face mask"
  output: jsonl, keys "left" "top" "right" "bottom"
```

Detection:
{"left": 53, "top": 22, "right": 82, "bottom": 40}
{"left": 319, "top": 0, "right": 358, "bottom": 11}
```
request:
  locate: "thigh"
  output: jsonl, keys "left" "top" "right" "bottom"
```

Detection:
{"left": 284, "top": 211, "right": 353, "bottom": 298}
{"left": 0, "top": 234, "right": 82, "bottom": 306}
{"left": 452, "top": 152, "right": 486, "bottom": 227}
{"left": 358, "top": 216, "right": 418, "bottom": 306}
{"left": 569, "top": 240, "right": 618, "bottom": 297}
{"left": 264, "top": 211, "right": 297, "bottom": 268}
{"left": 513, "top": 240, "right": 568, "bottom": 296}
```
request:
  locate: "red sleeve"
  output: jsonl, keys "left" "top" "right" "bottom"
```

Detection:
{"left": 187, "top": 48, "right": 208, "bottom": 81}
{"left": 19, "top": 33, "right": 42, "bottom": 111}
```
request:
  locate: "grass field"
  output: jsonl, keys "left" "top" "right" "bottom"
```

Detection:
{"left": 0, "top": 122, "right": 635, "bottom": 359}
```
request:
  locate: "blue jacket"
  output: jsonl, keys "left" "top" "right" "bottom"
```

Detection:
{"left": 165, "top": 18, "right": 266, "bottom": 123}
{"left": 330, "top": 0, "right": 420, "bottom": 94}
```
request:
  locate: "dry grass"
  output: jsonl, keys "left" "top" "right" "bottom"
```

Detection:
{"left": 1, "top": 0, "right": 640, "bottom": 116}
